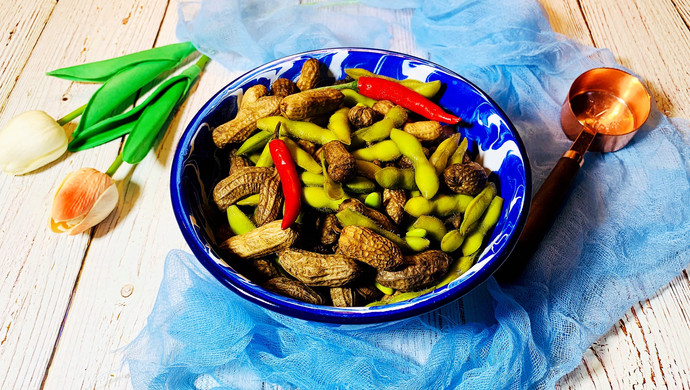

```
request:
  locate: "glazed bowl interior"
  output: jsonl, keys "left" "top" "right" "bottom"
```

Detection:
{"left": 171, "top": 48, "right": 531, "bottom": 324}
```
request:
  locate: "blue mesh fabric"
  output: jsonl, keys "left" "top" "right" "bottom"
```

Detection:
{"left": 124, "top": 0, "right": 690, "bottom": 388}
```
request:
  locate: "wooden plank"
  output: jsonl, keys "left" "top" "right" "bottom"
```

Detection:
{"left": 39, "top": 0, "right": 244, "bottom": 388}
{"left": 545, "top": 0, "right": 690, "bottom": 117}
{"left": 0, "top": 0, "right": 56, "bottom": 113}
{"left": 0, "top": 0, "right": 178, "bottom": 389}
{"left": 542, "top": 0, "right": 690, "bottom": 387}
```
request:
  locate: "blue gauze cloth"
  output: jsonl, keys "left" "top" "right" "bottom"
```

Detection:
{"left": 124, "top": 0, "right": 690, "bottom": 388}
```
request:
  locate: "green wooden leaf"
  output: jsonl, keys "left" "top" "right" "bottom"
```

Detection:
{"left": 71, "top": 60, "right": 176, "bottom": 141}
{"left": 68, "top": 57, "right": 205, "bottom": 156}
{"left": 122, "top": 59, "right": 205, "bottom": 164}
{"left": 46, "top": 42, "right": 196, "bottom": 83}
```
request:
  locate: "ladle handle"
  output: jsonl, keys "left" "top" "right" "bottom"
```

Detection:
{"left": 495, "top": 155, "right": 582, "bottom": 282}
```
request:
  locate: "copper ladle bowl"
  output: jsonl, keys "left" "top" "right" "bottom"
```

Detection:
{"left": 497, "top": 67, "right": 651, "bottom": 282}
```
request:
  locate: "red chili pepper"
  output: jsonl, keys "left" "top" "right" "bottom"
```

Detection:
{"left": 356, "top": 77, "right": 461, "bottom": 124}
{"left": 269, "top": 130, "right": 301, "bottom": 230}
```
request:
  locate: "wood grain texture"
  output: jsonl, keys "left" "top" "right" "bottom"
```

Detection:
{"left": 0, "top": 0, "right": 56, "bottom": 114}
{"left": 39, "top": 1, "right": 243, "bottom": 388}
{"left": 541, "top": 0, "right": 690, "bottom": 388}
{"left": 0, "top": 0, "right": 180, "bottom": 389}
{"left": 0, "top": 0, "right": 688, "bottom": 389}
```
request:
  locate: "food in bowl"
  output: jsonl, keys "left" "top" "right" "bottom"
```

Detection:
{"left": 208, "top": 58, "right": 506, "bottom": 307}
{"left": 171, "top": 48, "right": 530, "bottom": 323}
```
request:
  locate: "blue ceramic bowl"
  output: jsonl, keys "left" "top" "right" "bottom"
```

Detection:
{"left": 171, "top": 48, "right": 530, "bottom": 324}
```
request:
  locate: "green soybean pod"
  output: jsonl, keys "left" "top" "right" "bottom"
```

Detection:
{"left": 282, "top": 137, "right": 322, "bottom": 174}
{"left": 300, "top": 172, "right": 324, "bottom": 187}
{"left": 355, "top": 160, "right": 382, "bottom": 179}
{"left": 364, "top": 192, "right": 382, "bottom": 209}
{"left": 336, "top": 208, "right": 409, "bottom": 250}
{"left": 461, "top": 196, "right": 504, "bottom": 256}
{"left": 258, "top": 116, "right": 338, "bottom": 145}
{"left": 429, "top": 133, "right": 461, "bottom": 174}
{"left": 389, "top": 128, "right": 439, "bottom": 199}
{"left": 341, "top": 88, "right": 377, "bottom": 107}
{"left": 343, "top": 176, "right": 377, "bottom": 194}
{"left": 327, "top": 107, "right": 352, "bottom": 145}
{"left": 303, "top": 187, "right": 348, "bottom": 211}
{"left": 440, "top": 229, "right": 465, "bottom": 253}
{"left": 226, "top": 205, "right": 256, "bottom": 235}
{"left": 405, "top": 228, "right": 427, "bottom": 238}
{"left": 404, "top": 193, "right": 473, "bottom": 218}
{"left": 367, "top": 286, "right": 435, "bottom": 306}
{"left": 350, "top": 106, "right": 407, "bottom": 147}
{"left": 351, "top": 140, "right": 401, "bottom": 162}
{"left": 374, "top": 281, "right": 394, "bottom": 296}
{"left": 459, "top": 182, "right": 496, "bottom": 235}
{"left": 449, "top": 137, "right": 469, "bottom": 165}
{"left": 436, "top": 253, "right": 477, "bottom": 287}
{"left": 254, "top": 141, "right": 274, "bottom": 167}
{"left": 405, "top": 236, "right": 430, "bottom": 252}
{"left": 236, "top": 194, "right": 261, "bottom": 206}
{"left": 374, "top": 167, "right": 417, "bottom": 190}
{"left": 411, "top": 215, "right": 447, "bottom": 242}
{"left": 237, "top": 130, "right": 272, "bottom": 155}
{"left": 403, "top": 79, "right": 442, "bottom": 99}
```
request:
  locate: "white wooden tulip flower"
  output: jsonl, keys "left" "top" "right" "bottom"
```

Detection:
{"left": 49, "top": 168, "right": 119, "bottom": 235}
{"left": 0, "top": 110, "right": 69, "bottom": 175}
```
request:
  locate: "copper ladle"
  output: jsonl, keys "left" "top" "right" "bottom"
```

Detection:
{"left": 497, "top": 67, "right": 652, "bottom": 282}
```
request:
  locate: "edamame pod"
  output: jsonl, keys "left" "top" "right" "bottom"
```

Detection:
{"left": 461, "top": 196, "right": 504, "bottom": 256}
{"left": 341, "top": 88, "right": 377, "bottom": 107}
{"left": 355, "top": 160, "right": 382, "bottom": 179}
{"left": 459, "top": 182, "right": 496, "bottom": 235}
{"left": 429, "top": 133, "right": 461, "bottom": 174}
{"left": 364, "top": 192, "right": 382, "bottom": 209}
{"left": 374, "top": 167, "right": 417, "bottom": 190}
{"left": 351, "top": 140, "right": 401, "bottom": 162}
{"left": 389, "top": 128, "right": 439, "bottom": 199}
{"left": 350, "top": 106, "right": 407, "bottom": 147}
{"left": 282, "top": 137, "right": 322, "bottom": 174}
{"left": 440, "top": 229, "right": 466, "bottom": 253}
{"left": 327, "top": 107, "right": 352, "bottom": 145}
{"left": 257, "top": 116, "right": 338, "bottom": 145}
{"left": 236, "top": 193, "right": 261, "bottom": 206}
{"left": 254, "top": 141, "right": 274, "bottom": 167}
{"left": 237, "top": 130, "right": 272, "bottom": 155}
{"left": 411, "top": 215, "right": 447, "bottom": 242}
{"left": 226, "top": 205, "right": 256, "bottom": 235}
{"left": 336, "top": 208, "right": 409, "bottom": 250}
{"left": 449, "top": 137, "right": 468, "bottom": 165}
{"left": 405, "top": 236, "right": 430, "bottom": 252}
{"left": 302, "top": 187, "right": 348, "bottom": 211}
{"left": 404, "top": 193, "right": 473, "bottom": 217}
{"left": 436, "top": 253, "right": 477, "bottom": 287}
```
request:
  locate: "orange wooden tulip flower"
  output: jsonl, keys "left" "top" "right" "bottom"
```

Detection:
{"left": 50, "top": 167, "right": 119, "bottom": 235}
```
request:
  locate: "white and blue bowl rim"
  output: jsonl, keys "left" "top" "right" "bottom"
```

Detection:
{"left": 171, "top": 47, "right": 531, "bottom": 324}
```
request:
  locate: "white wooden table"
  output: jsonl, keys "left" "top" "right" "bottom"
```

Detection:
{"left": 1, "top": 1, "right": 688, "bottom": 388}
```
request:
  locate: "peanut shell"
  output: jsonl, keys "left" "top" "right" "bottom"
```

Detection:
{"left": 376, "top": 250, "right": 452, "bottom": 292}
{"left": 213, "top": 95, "right": 281, "bottom": 147}
{"left": 323, "top": 140, "right": 356, "bottom": 183}
{"left": 264, "top": 277, "right": 324, "bottom": 305}
{"left": 220, "top": 220, "right": 298, "bottom": 259}
{"left": 278, "top": 248, "right": 361, "bottom": 287}
{"left": 296, "top": 58, "right": 320, "bottom": 91}
{"left": 338, "top": 225, "right": 404, "bottom": 271}
{"left": 280, "top": 89, "right": 344, "bottom": 121}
